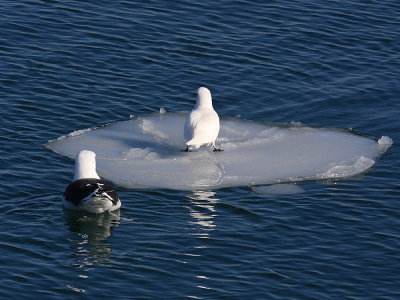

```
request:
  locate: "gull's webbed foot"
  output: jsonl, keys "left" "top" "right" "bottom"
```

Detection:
{"left": 213, "top": 147, "right": 223, "bottom": 152}
{"left": 181, "top": 146, "right": 190, "bottom": 152}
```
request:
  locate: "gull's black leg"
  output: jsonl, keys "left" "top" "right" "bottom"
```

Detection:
{"left": 213, "top": 146, "right": 223, "bottom": 152}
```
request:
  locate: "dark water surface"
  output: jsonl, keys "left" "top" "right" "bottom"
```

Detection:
{"left": 1, "top": 0, "right": 399, "bottom": 298}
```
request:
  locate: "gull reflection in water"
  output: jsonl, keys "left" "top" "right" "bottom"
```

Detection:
{"left": 64, "top": 209, "right": 121, "bottom": 271}
{"left": 185, "top": 191, "right": 220, "bottom": 296}
{"left": 186, "top": 191, "right": 219, "bottom": 239}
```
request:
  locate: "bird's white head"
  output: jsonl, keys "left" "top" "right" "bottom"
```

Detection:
{"left": 196, "top": 87, "right": 213, "bottom": 108}
{"left": 73, "top": 150, "right": 100, "bottom": 181}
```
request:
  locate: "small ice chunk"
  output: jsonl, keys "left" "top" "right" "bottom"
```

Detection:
{"left": 378, "top": 136, "right": 393, "bottom": 151}
{"left": 69, "top": 128, "right": 93, "bottom": 137}
{"left": 47, "top": 128, "right": 94, "bottom": 143}
{"left": 317, "top": 156, "right": 375, "bottom": 179}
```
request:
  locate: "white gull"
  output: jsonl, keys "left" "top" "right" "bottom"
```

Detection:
{"left": 183, "top": 87, "right": 222, "bottom": 151}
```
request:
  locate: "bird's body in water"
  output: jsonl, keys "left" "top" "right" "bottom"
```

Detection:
{"left": 184, "top": 87, "right": 222, "bottom": 152}
{"left": 63, "top": 150, "right": 121, "bottom": 214}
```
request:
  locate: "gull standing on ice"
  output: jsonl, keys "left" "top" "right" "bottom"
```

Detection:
{"left": 63, "top": 150, "right": 121, "bottom": 214}
{"left": 183, "top": 87, "right": 222, "bottom": 151}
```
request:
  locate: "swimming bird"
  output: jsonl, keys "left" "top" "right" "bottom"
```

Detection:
{"left": 183, "top": 87, "right": 222, "bottom": 151}
{"left": 63, "top": 150, "right": 121, "bottom": 213}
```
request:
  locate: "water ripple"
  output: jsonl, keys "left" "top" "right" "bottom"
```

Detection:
{"left": 1, "top": 0, "right": 399, "bottom": 298}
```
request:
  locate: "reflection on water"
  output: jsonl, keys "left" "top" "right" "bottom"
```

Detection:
{"left": 185, "top": 191, "right": 220, "bottom": 295}
{"left": 64, "top": 209, "right": 121, "bottom": 271}
{"left": 186, "top": 191, "right": 219, "bottom": 239}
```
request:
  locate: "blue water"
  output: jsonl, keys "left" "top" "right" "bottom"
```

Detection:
{"left": 1, "top": 0, "right": 399, "bottom": 298}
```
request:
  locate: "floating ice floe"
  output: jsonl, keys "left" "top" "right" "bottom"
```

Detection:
{"left": 46, "top": 112, "right": 392, "bottom": 190}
